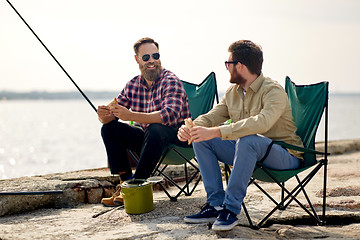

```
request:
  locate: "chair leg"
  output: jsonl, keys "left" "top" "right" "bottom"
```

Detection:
{"left": 160, "top": 168, "right": 201, "bottom": 202}
{"left": 127, "top": 150, "right": 140, "bottom": 164}
{"left": 129, "top": 147, "right": 202, "bottom": 201}
{"left": 279, "top": 182, "right": 286, "bottom": 210}
{"left": 184, "top": 163, "right": 190, "bottom": 196}
{"left": 241, "top": 202, "right": 258, "bottom": 229}
{"left": 255, "top": 166, "right": 324, "bottom": 227}
{"left": 252, "top": 180, "right": 279, "bottom": 206}
{"left": 224, "top": 164, "right": 231, "bottom": 184}
{"left": 322, "top": 159, "right": 328, "bottom": 225}
{"left": 295, "top": 175, "right": 320, "bottom": 220}
{"left": 153, "top": 159, "right": 201, "bottom": 201}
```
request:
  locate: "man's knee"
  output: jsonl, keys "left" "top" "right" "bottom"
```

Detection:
{"left": 238, "top": 134, "right": 270, "bottom": 148}
{"left": 101, "top": 121, "right": 115, "bottom": 138}
{"left": 101, "top": 120, "right": 127, "bottom": 139}
{"left": 239, "top": 135, "right": 259, "bottom": 144}
{"left": 145, "top": 123, "right": 168, "bottom": 142}
{"left": 237, "top": 135, "right": 272, "bottom": 154}
{"left": 147, "top": 123, "right": 164, "bottom": 132}
{"left": 192, "top": 138, "right": 219, "bottom": 151}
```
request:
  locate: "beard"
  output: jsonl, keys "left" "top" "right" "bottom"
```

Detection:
{"left": 139, "top": 60, "right": 162, "bottom": 82}
{"left": 229, "top": 67, "right": 246, "bottom": 86}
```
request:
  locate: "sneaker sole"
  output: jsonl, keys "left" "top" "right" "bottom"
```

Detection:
{"left": 101, "top": 202, "right": 123, "bottom": 207}
{"left": 184, "top": 217, "right": 217, "bottom": 224}
{"left": 212, "top": 220, "right": 238, "bottom": 231}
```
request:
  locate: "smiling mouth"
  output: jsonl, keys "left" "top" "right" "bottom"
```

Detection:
{"left": 146, "top": 63, "right": 156, "bottom": 69}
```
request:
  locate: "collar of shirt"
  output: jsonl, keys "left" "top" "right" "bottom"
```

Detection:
{"left": 248, "top": 73, "right": 264, "bottom": 93}
{"left": 235, "top": 73, "right": 265, "bottom": 96}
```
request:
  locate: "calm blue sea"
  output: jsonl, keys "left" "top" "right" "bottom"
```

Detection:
{"left": 0, "top": 94, "right": 359, "bottom": 179}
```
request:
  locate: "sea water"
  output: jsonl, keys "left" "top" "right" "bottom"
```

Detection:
{"left": 0, "top": 94, "right": 359, "bottom": 179}
{"left": 0, "top": 99, "right": 107, "bottom": 179}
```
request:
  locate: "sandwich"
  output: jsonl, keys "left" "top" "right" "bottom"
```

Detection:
{"left": 108, "top": 98, "right": 118, "bottom": 111}
{"left": 184, "top": 118, "right": 194, "bottom": 145}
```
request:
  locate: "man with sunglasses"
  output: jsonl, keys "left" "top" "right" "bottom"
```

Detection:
{"left": 177, "top": 40, "right": 303, "bottom": 231}
{"left": 97, "top": 37, "right": 191, "bottom": 206}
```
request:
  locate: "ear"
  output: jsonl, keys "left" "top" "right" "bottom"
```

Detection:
{"left": 236, "top": 62, "right": 245, "bottom": 72}
{"left": 135, "top": 55, "right": 140, "bottom": 64}
{"left": 235, "top": 62, "right": 242, "bottom": 72}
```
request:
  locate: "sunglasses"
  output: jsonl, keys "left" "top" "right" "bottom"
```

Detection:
{"left": 141, "top": 53, "right": 160, "bottom": 62}
{"left": 225, "top": 61, "right": 239, "bottom": 70}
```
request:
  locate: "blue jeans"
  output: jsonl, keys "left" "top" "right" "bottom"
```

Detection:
{"left": 192, "top": 134, "right": 300, "bottom": 215}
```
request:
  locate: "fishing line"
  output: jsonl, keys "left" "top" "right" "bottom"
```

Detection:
{"left": 6, "top": 0, "right": 97, "bottom": 112}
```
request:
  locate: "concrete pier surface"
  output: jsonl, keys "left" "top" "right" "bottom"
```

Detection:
{"left": 0, "top": 139, "right": 360, "bottom": 239}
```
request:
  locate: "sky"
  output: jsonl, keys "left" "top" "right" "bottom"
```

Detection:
{"left": 1, "top": 0, "right": 360, "bottom": 94}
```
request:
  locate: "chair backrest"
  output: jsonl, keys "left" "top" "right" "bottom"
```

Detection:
{"left": 181, "top": 72, "right": 219, "bottom": 119}
{"left": 162, "top": 72, "right": 219, "bottom": 165}
{"left": 285, "top": 76, "right": 329, "bottom": 166}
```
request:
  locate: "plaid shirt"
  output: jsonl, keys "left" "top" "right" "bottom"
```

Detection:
{"left": 117, "top": 68, "right": 191, "bottom": 129}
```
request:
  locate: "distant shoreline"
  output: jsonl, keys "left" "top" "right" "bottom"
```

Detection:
{"left": 1, "top": 90, "right": 359, "bottom": 100}
{"left": 0, "top": 91, "right": 119, "bottom": 100}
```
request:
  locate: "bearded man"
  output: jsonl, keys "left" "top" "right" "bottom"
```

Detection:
{"left": 177, "top": 40, "right": 304, "bottom": 231}
{"left": 97, "top": 37, "right": 191, "bottom": 206}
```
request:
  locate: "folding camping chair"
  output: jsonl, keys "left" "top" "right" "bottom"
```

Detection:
{"left": 129, "top": 72, "right": 219, "bottom": 201}
{"left": 225, "top": 76, "right": 329, "bottom": 228}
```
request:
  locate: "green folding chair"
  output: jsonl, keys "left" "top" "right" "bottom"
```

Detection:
{"left": 151, "top": 72, "right": 219, "bottom": 201}
{"left": 225, "top": 76, "right": 329, "bottom": 228}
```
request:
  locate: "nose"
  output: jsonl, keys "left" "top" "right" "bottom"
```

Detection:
{"left": 148, "top": 56, "right": 155, "bottom": 62}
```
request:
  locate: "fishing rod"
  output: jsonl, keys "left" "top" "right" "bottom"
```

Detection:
{"left": 0, "top": 190, "right": 63, "bottom": 196}
{"left": 6, "top": 0, "right": 97, "bottom": 113}
{"left": 3, "top": 0, "right": 97, "bottom": 196}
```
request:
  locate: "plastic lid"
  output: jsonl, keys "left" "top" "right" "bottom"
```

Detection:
{"left": 146, "top": 176, "right": 163, "bottom": 183}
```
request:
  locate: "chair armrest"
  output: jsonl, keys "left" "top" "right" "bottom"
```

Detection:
{"left": 272, "top": 140, "right": 329, "bottom": 155}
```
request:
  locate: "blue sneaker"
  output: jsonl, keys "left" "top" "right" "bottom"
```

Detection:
{"left": 212, "top": 208, "right": 238, "bottom": 231}
{"left": 184, "top": 203, "right": 219, "bottom": 223}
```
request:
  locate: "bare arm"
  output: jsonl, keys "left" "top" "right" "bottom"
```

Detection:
{"left": 110, "top": 104, "right": 162, "bottom": 124}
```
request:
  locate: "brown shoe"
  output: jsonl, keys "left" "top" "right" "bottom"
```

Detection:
{"left": 101, "top": 183, "right": 123, "bottom": 207}
{"left": 113, "top": 195, "right": 124, "bottom": 204}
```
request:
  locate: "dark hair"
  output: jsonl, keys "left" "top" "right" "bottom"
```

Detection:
{"left": 133, "top": 37, "right": 159, "bottom": 55}
{"left": 228, "top": 40, "right": 263, "bottom": 75}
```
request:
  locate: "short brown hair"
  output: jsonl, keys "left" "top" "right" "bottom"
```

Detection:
{"left": 133, "top": 37, "right": 159, "bottom": 55}
{"left": 228, "top": 40, "right": 263, "bottom": 75}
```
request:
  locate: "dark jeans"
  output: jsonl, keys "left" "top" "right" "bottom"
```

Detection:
{"left": 101, "top": 120, "right": 189, "bottom": 179}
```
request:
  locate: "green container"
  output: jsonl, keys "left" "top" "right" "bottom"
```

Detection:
{"left": 121, "top": 179, "right": 154, "bottom": 214}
